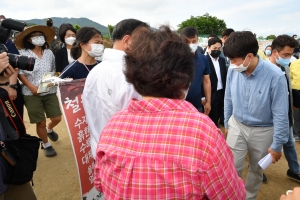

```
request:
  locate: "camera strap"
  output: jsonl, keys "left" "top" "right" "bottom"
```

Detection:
{"left": 0, "top": 88, "right": 26, "bottom": 139}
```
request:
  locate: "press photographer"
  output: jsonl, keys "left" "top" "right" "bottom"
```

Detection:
{"left": 0, "top": 15, "right": 35, "bottom": 118}
{"left": 0, "top": 52, "right": 37, "bottom": 200}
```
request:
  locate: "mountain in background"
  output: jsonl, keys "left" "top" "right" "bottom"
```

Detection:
{"left": 18, "top": 17, "right": 109, "bottom": 36}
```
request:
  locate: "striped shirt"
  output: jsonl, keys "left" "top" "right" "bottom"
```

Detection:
{"left": 94, "top": 98, "right": 245, "bottom": 200}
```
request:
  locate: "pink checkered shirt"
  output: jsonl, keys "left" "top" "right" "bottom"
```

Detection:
{"left": 94, "top": 98, "right": 245, "bottom": 200}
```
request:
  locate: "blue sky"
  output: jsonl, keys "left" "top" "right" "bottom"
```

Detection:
{"left": 1, "top": 0, "right": 299, "bottom": 37}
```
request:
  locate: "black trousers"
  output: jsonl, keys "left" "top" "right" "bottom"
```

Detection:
{"left": 292, "top": 89, "right": 300, "bottom": 108}
{"left": 209, "top": 89, "right": 224, "bottom": 127}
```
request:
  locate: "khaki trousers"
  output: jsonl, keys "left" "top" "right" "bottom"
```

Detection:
{"left": 226, "top": 116, "right": 273, "bottom": 200}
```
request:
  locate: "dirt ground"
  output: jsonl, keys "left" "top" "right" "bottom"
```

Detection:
{"left": 23, "top": 108, "right": 300, "bottom": 200}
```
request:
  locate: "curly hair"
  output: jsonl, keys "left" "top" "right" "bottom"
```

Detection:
{"left": 124, "top": 25, "right": 194, "bottom": 99}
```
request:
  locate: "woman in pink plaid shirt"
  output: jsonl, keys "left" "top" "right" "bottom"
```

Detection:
{"left": 94, "top": 25, "right": 246, "bottom": 200}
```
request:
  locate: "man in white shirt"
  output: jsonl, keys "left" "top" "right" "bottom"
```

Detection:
{"left": 205, "top": 37, "right": 227, "bottom": 127}
{"left": 82, "top": 19, "right": 149, "bottom": 158}
{"left": 204, "top": 34, "right": 218, "bottom": 55}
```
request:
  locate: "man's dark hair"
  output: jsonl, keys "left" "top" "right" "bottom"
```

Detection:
{"left": 293, "top": 34, "right": 297, "bottom": 38}
{"left": 208, "top": 34, "right": 218, "bottom": 38}
{"left": 112, "top": 19, "right": 149, "bottom": 42}
{"left": 271, "top": 35, "right": 299, "bottom": 52}
{"left": 23, "top": 31, "right": 49, "bottom": 50}
{"left": 208, "top": 37, "right": 222, "bottom": 47}
{"left": 125, "top": 25, "right": 194, "bottom": 99}
{"left": 222, "top": 28, "right": 234, "bottom": 38}
{"left": 223, "top": 31, "right": 258, "bottom": 59}
{"left": 58, "top": 23, "right": 77, "bottom": 43}
{"left": 180, "top": 26, "right": 199, "bottom": 38}
{"left": 71, "top": 27, "right": 102, "bottom": 60}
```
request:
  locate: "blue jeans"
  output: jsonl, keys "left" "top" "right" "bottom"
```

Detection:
{"left": 283, "top": 126, "right": 300, "bottom": 173}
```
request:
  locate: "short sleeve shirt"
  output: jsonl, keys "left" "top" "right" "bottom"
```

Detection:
{"left": 60, "top": 60, "right": 99, "bottom": 80}
{"left": 18, "top": 49, "right": 56, "bottom": 96}
{"left": 186, "top": 52, "right": 211, "bottom": 110}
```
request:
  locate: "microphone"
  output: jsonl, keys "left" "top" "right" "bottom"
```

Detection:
{"left": 1, "top": 19, "right": 25, "bottom": 32}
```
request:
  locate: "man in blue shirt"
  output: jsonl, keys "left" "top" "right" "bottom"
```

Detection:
{"left": 180, "top": 26, "right": 211, "bottom": 114}
{"left": 224, "top": 31, "right": 289, "bottom": 200}
{"left": 269, "top": 35, "right": 300, "bottom": 182}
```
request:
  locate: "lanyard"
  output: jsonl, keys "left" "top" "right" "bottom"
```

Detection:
{"left": 80, "top": 60, "right": 99, "bottom": 72}
{"left": 82, "top": 63, "right": 90, "bottom": 72}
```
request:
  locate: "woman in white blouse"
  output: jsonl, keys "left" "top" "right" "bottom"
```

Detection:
{"left": 14, "top": 25, "right": 62, "bottom": 157}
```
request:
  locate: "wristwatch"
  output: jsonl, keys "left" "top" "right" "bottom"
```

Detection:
{"left": 0, "top": 81, "right": 10, "bottom": 86}
{"left": 9, "top": 84, "right": 18, "bottom": 90}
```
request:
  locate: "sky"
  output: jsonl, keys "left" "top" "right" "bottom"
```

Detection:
{"left": 1, "top": 0, "right": 299, "bottom": 37}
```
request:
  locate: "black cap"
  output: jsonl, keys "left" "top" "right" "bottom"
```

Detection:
{"left": 46, "top": 18, "right": 53, "bottom": 22}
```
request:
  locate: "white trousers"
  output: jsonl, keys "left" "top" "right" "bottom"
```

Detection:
{"left": 226, "top": 116, "right": 273, "bottom": 200}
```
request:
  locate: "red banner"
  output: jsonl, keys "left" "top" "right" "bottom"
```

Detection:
{"left": 58, "top": 79, "right": 103, "bottom": 200}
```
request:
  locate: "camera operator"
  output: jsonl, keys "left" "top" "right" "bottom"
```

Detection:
{"left": 5, "top": 39, "right": 24, "bottom": 118}
{"left": 0, "top": 14, "right": 24, "bottom": 118}
{"left": 0, "top": 52, "right": 36, "bottom": 200}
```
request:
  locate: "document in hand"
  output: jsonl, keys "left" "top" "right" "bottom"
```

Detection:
{"left": 37, "top": 72, "right": 55, "bottom": 93}
{"left": 258, "top": 153, "right": 272, "bottom": 170}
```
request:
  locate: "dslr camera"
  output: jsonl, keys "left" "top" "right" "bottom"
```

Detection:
{"left": 0, "top": 18, "right": 35, "bottom": 75}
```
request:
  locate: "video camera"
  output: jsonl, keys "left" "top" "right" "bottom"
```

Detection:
{"left": 0, "top": 19, "right": 35, "bottom": 75}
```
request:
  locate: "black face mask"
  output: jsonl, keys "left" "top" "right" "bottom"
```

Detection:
{"left": 210, "top": 50, "right": 221, "bottom": 58}
{"left": 46, "top": 22, "right": 53, "bottom": 27}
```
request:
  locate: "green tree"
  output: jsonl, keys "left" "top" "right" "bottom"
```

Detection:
{"left": 74, "top": 24, "right": 81, "bottom": 31}
{"left": 178, "top": 13, "right": 226, "bottom": 35}
{"left": 266, "top": 34, "right": 276, "bottom": 40}
{"left": 108, "top": 24, "right": 114, "bottom": 38}
{"left": 258, "top": 36, "right": 264, "bottom": 40}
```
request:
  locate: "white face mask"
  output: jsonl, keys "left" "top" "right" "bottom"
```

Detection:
{"left": 65, "top": 37, "right": 76, "bottom": 45}
{"left": 189, "top": 43, "right": 198, "bottom": 53}
{"left": 85, "top": 44, "right": 104, "bottom": 57}
{"left": 31, "top": 36, "right": 45, "bottom": 46}
{"left": 229, "top": 55, "right": 250, "bottom": 72}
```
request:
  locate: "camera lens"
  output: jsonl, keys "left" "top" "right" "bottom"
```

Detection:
{"left": 7, "top": 54, "right": 35, "bottom": 71}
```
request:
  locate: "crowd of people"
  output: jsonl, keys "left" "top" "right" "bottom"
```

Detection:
{"left": 0, "top": 14, "right": 300, "bottom": 199}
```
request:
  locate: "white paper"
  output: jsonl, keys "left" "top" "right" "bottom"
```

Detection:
{"left": 258, "top": 153, "right": 272, "bottom": 170}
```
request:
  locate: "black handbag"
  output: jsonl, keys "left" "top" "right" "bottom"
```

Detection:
{"left": 3, "top": 134, "right": 41, "bottom": 185}
{"left": 0, "top": 88, "right": 41, "bottom": 185}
